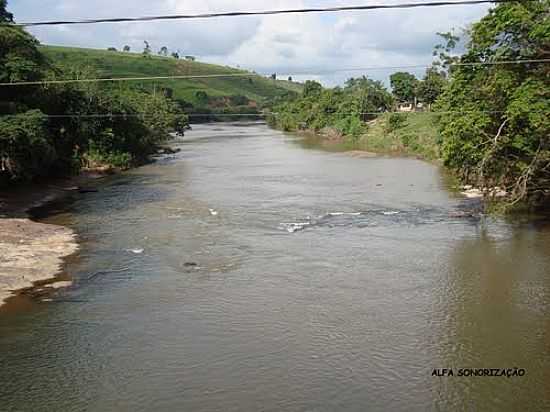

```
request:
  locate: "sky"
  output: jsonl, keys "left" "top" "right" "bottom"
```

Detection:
{"left": 9, "top": 0, "right": 492, "bottom": 86}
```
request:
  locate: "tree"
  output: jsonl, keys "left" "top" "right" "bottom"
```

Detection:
{"left": 123, "top": 45, "right": 131, "bottom": 52}
{"left": 270, "top": 73, "right": 277, "bottom": 80}
{"left": 171, "top": 51, "right": 179, "bottom": 59}
{"left": 0, "top": 17, "right": 46, "bottom": 85}
{"left": 390, "top": 72, "right": 418, "bottom": 102}
{"left": 303, "top": 80, "right": 322, "bottom": 97}
{"left": 288, "top": 76, "right": 293, "bottom": 82}
{"left": 195, "top": 90, "right": 209, "bottom": 106}
{"left": 0, "top": 0, "right": 13, "bottom": 22}
{"left": 0, "top": 2, "right": 189, "bottom": 185}
{"left": 344, "top": 76, "right": 394, "bottom": 116}
{"left": 437, "top": 0, "right": 550, "bottom": 207}
{"left": 417, "top": 68, "right": 446, "bottom": 108}
{"left": 142, "top": 41, "right": 151, "bottom": 57}
{"left": 269, "top": 75, "right": 392, "bottom": 138}
{"left": 433, "top": 31, "right": 461, "bottom": 73}
{"left": 159, "top": 46, "right": 168, "bottom": 57}
{"left": 229, "top": 95, "right": 249, "bottom": 106}
{"left": 107, "top": 47, "right": 117, "bottom": 52}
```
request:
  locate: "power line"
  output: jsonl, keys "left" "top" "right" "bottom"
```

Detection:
{"left": 1, "top": 59, "right": 548, "bottom": 87}
{"left": 13, "top": 0, "right": 520, "bottom": 27}
{"left": 0, "top": 73, "right": 254, "bottom": 87}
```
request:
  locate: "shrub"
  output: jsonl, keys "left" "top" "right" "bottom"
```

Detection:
{"left": 386, "top": 113, "right": 408, "bottom": 133}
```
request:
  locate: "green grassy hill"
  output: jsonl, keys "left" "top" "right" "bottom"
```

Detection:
{"left": 40, "top": 45, "right": 302, "bottom": 108}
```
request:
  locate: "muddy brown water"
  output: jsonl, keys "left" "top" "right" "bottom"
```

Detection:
{"left": 1, "top": 123, "right": 549, "bottom": 411}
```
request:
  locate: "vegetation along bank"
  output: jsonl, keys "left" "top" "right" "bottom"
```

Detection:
{"left": 269, "top": 0, "right": 549, "bottom": 211}
{"left": 0, "top": 0, "right": 300, "bottom": 187}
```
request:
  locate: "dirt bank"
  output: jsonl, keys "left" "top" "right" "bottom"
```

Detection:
{"left": 0, "top": 219, "right": 78, "bottom": 305}
{"left": 0, "top": 171, "right": 110, "bottom": 307}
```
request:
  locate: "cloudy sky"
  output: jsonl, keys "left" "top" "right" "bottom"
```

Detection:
{"left": 9, "top": 0, "right": 491, "bottom": 85}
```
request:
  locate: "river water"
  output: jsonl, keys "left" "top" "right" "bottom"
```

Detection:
{"left": 1, "top": 123, "right": 550, "bottom": 411}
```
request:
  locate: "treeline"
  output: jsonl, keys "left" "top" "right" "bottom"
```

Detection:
{"left": 110, "top": 41, "right": 196, "bottom": 61}
{"left": 270, "top": 0, "right": 549, "bottom": 208}
{"left": 268, "top": 63, "right": 447, "bottom": 139}
{"left": 268, "top": 78, "right": 393, "bottom": 140}
{"left": 0, "top": 1, "right": 188, "bottom": 186}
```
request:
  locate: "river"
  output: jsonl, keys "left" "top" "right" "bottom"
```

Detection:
{"left": 1, "top": 122, "right": 549, "bottom": 411}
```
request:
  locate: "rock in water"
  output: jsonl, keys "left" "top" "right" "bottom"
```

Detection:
{"left": 461, "top": 188, "right": 483, "bottom": 198}
{"left": 78, "top": 187, "right": 99, "bottom": 194}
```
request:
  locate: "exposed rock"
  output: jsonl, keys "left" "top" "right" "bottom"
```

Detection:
{"left": 157, "top": 147, "right": 181, "bottom": 155}
{"left": 0, "top": 219, "right": 78, "bottom": 306}
{"left": 449, "top": 210, "right": 477, "bottom": 218}
{"left": 49, "top": 281, "right": 73, "bottom": 289}
{"left": 461, "top": 188, "right": 483, "bottom": 198}
{"left": 346, "top": 150, "right": 379, "bottom": 159}
{"left": 461, "top": 186, "right": 508, "bottom": 199}
{"left": 78, "top": 187, "right": 99, "bottom": 194}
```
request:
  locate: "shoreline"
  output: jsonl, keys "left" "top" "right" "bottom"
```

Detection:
{"left": 0, "top": 219, "right": 79, "bottom": 307}
{"left": 0, "top": 141, "right": 182, "bottom": 310}
{"left": 0, "top": 170, "right": 110, "bottom": 308}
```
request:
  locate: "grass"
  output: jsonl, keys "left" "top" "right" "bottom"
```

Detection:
{"left": 358, "top": 112, "right": 441, "bottom": 160}
{"left": 40, "top": 45, "right": 302, "bottom": 107}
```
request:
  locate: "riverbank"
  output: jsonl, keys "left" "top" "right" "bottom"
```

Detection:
{"left": 0, "top": 139, "right": 187, "bottom": 308}
{"left": 0, "top": 219, "right": 78, "bottom": 306}
{"left": 0, "top": 170, "right": 111, "bottom": 307}
{"left": 290, "top": 123, "right": 523, "bottom": 210}
{"left": 292, "top": 113, "right": 440, "bottom": 160}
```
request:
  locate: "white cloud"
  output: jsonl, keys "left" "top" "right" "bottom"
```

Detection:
{"left": 9, "top": 0, "right": 491, "bottom": 85}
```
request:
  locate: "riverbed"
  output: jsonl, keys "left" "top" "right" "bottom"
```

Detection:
{"left": 1, "top": 122, "right": 549, "bottom": 411}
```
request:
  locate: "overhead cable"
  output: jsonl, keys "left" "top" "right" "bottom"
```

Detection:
{"left": 1, "top": 59, "right": 549, "bottom": 87}
{"left": 13, "top": 1, "right": 523, "bottom": 27}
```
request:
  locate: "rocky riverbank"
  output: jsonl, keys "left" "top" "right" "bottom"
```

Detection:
{"left": 0, "top": 219, "right": 78, "bottom": 306}
{"left": 0, "top": 171, "right": 110, "bottom": 307}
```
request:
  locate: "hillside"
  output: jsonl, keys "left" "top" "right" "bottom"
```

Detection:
{"left": 40, "top": 45, "right": 302, "bottom": 109}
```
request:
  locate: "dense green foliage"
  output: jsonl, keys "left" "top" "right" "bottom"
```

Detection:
{"left": 268, "top": 77, "right": 393, "bottom": 140}
{"left": 437, "top": 0, "right": 549, "bottom": 206}
{"left": 417, "top": 68, "right": 446, "bottom": 107}
{"left": 390, "top": 72, "right": 418, "bottom": 102}
{"left": 0, "top": 0, "right": 12, "bottom": 22}
{"left": 270, "top": 1, "right": 548, "bottom": 209}
{"left": 0, "top": 2, "right": 187, "bottom": 185}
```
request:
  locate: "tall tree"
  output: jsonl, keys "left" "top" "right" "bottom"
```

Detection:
{"left": 0, "top": 0, "right": 13, "bottom": 22}
{"left": 303, "top": 80, "right": 322, "bottom": 97}
{"left": 437, "top": 0, "right": 550, "bottom": 207}
{"left": 417, "top": 68, "right": 447, "bottom": 108}
{"left": 143, "top": 41, "right": 151, "bottom": 57}
{"left": 390, "top": 72, "right": 418, "bottom": 102}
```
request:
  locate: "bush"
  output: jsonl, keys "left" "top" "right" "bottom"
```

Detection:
{"left": 386, "top": 113, "right": 408, "bottom": 133}
{"left": 334, "top": 116, "right": 366, "bottom": 141}
{"left": 0, "top": 110, "right": 55, "bottom": 182}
